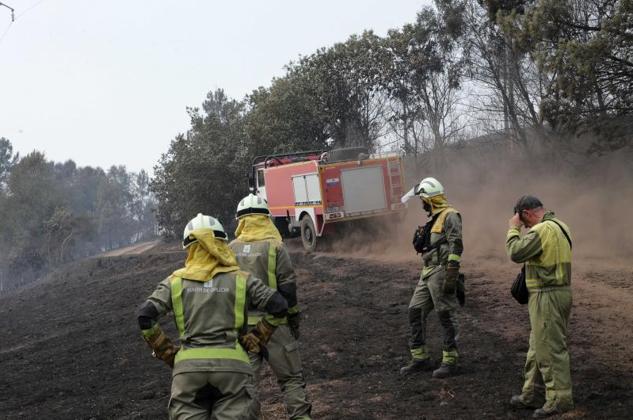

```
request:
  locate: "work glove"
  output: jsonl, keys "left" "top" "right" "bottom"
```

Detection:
{"left": 143, "top": 327, "right": 179, "bottom": 368}
{"left": 287, "top": 312, "right": 301, "bottom": 340}
{"left": 240, "top": 330, "right": 262, "bottom": 354}
{"left": 443, "top": 261, "right": 460, "bottom": 295}
{"left": 240, "top": 319, "right": 276, "bottom": 358}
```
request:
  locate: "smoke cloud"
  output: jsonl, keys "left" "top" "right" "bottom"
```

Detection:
{"left": 327, "top": 139, "right": 633, "bottom": 264}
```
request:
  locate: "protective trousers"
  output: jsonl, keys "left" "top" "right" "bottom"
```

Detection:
{"left": 249, "top": 325, "right": 312, "bottom": 420}
{"left": 408, "top": 266, "right": 459, "bottom": 362}
{"left": 169, "top": 371, "right": 255, "bottom": 420}
{"left": 521, "top": 287, "right": 573, "bottom": 411}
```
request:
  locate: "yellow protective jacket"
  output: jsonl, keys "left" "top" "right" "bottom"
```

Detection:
{"left": 506, "top": 212, "right": 572, "bottom": 290}
{"left": 144, "top": 270, "right": 276, "bottom": 375}
{"left": 138, "top": 228, "right": 287, "bottom": 375}
{"left": 421, "top": 206, "right": 463, "bottom": 277}
{"left": 230, "top": 239, "right": 298, "bottom": 326}
{"left": 230, "top": 214, "right": 298, "bottom": 326}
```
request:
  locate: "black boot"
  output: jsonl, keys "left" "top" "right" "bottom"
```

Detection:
{"left": 533, "top": 403, "right": 572, "bottom": 418}
{"left": 400, "top": 358, "right": 433, "bottom": 375}
{"left": 532, "top": 407, "right": 561, "bottom": 418}
{"left": 510, "top": 395, "right": 540, "bottom": 409}
{"left": 432, "top": 363, "right": 458, "bottom": 378}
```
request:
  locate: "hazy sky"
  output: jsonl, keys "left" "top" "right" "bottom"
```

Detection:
{"left": 0, "top": 0, "right": 428, "bottom": 173}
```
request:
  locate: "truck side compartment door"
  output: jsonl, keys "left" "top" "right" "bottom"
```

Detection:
{"left": 292, "top": 173, "right": 321, "bottom": 206}
{"left": 340, "top": 166, "right": 387, "bottom": 215}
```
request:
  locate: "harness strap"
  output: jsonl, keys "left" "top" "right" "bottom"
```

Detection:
{"left": 547, "top": 219, "right": 572, "bottom": 249}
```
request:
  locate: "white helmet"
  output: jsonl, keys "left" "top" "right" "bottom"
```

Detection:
{"left": 415, "top": 177, "right": 444, "bottom": 199}
{"left": 400, "top": 177, "right": 445, "bottom": 204}
{"left": 236, "top": 193, "right": 270, "bottom": 219}
{"left": 182, "top": 213, "right": 227, "bottom": 248}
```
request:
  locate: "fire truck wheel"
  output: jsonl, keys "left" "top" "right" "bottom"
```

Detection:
{"left": 300, "top": 216, "right": 317, "bottom": 252}
{"left": 273, "top": 217, "right": 291, "bottom": 238}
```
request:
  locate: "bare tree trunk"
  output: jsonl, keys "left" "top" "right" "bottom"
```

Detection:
{"left": 60, "top": 229, "right": 74, "bottom": 264}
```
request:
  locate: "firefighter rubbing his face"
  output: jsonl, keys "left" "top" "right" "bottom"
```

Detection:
{"left": 401, "top": 177, "right": 465, "bottom": 378}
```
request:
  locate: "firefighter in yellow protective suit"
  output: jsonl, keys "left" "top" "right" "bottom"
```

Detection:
{"left": 230, "top": 194, "right": 312, "bottom": 420}
{"left": 137, "top": 213, "right": 289, "bottom": 419}
{"left": 400, "top": 177, "right": 464, "bottom": 379}
{"left": 507, "top": 196, "right": 573, "bottom": 418}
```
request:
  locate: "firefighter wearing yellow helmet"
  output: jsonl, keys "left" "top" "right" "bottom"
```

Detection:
{"left": 137, "top": 213, "right": 289, "bottom": 419}
{"left": 400, "top": 177, "right": 464, "bottom": 378}
{"left": 230, "top": 194, "right": 312, "bottom": 420}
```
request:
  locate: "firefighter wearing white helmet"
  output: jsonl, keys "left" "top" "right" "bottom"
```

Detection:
{"left": 137, "top": 212, "right": 290, "bottom": 419}
{"left": 236, "top": 194, "right": 271, "bottom": 218}
{"left": 401, "top": 177, "right": 464, "bottom": 379}
{"left": 230, "top": 194, "right": 312, "bottom": 420}
{"left": 182, "top": 213, "right": 227, "bottom": 248}
{"left": 401, "top": 176, "right": 444, "bottom": 204}
{"left": 416, "top": 176, "right": 444, "bottom": 197}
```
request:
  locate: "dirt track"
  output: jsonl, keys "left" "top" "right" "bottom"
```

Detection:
{"left": 99, "top": 240, "right": 163, "bottom": 257}
{"left": 1, "top": 242, "right": 632, "bottom": 419}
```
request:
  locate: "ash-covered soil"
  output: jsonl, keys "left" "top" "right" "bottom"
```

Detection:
{"left": 1, "top": 244, "right": 632, "bottom": 419}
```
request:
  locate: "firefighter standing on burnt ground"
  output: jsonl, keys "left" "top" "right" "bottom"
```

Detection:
{"left": 136, "top": 213, "right": 288, "bottom": 419}
{"left": 507, "top": 196, "right": 574, "bottom": 418}
{"left": 400, "top": 177, "right": 464, "bottom": 378}
{"left": 230, "top": 194, "right": 312, "bottom": 420}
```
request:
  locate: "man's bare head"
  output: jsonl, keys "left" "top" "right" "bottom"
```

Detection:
{"left": 514, "top": 195, "right": 545, "bottom": 228}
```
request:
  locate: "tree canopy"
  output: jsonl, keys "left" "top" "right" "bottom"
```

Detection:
{"left": 0, "top": 141, "right": 157, "bottom": 291}
{"left": 151, "top": 0, "right": 631, "bottom": 236}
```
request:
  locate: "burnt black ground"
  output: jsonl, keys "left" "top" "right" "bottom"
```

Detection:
{"left": 0, "top": 249, "right": 631, "bottom": 419}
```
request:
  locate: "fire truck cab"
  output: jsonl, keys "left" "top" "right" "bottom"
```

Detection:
{"left": 250, "top": 147, "right": 405, "bottom": 251}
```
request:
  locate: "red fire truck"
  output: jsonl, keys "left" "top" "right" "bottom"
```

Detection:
{"left": 249, "top": 147, "right": 406, "bottom": 251}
